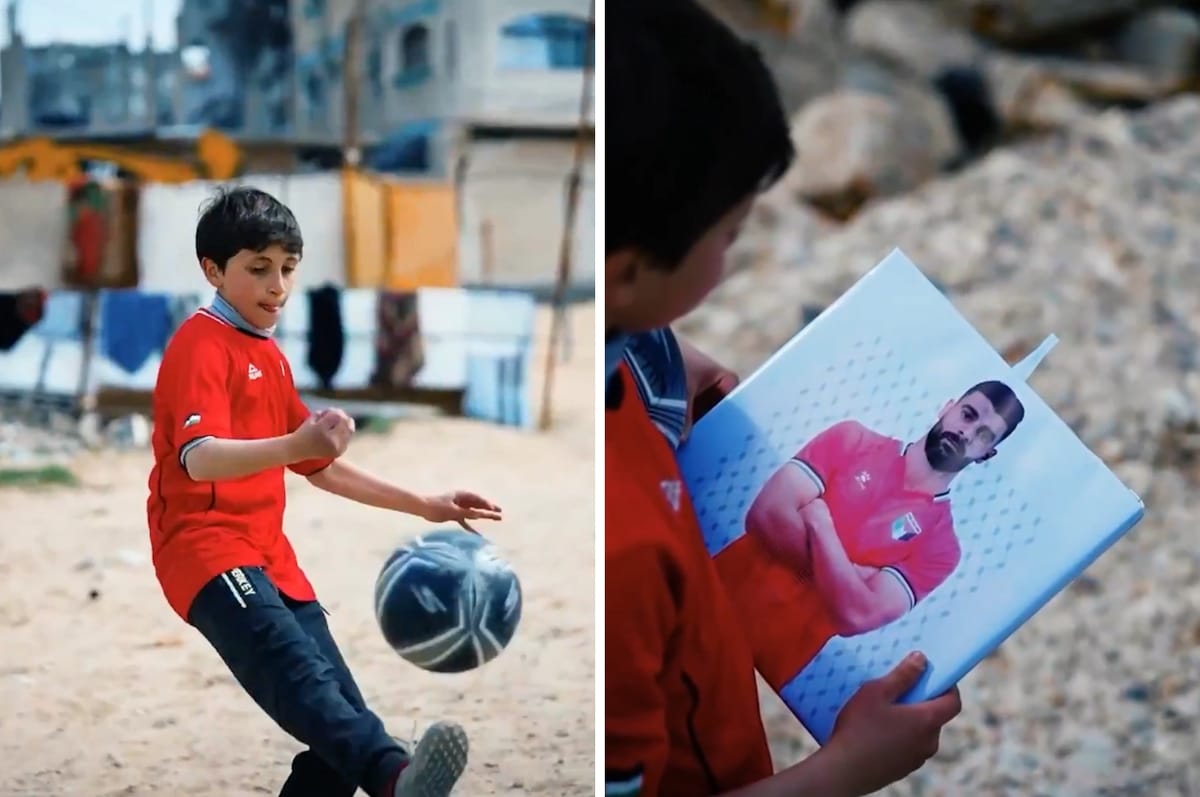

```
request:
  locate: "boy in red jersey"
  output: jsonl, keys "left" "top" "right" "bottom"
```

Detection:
{"left": 147, "top": 186, "right": 502, "bottom": 797}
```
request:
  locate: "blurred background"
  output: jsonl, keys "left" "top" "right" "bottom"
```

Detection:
{"left": 0, "top": 2, "right": 596, "bottom": 794}
{"left": 0, "top": 0, "right": 595, "bottom": 449}
{"left": 681, "top": 1, "right": 1200, "bottom": 795}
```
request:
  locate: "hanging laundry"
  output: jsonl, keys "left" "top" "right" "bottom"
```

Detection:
{"left": 371, "top": 291, "right": 424, "bottom": 388}
{"left": 168, "top": 293, "right": 204, "bottom": 331}
{"left": 463, "top": 348, "right": 532, "bottom": 429}
{"left": 99, "top": 290, "right": 173, "bottom": 374}
{"left": 497, "top": 353, "right": 526, "bottom": 427}
{"left": 0, "top": 288, "right": 46, "bottom": 350}
{"left": 307, "top": 284, "right": 345, "bottom": 390}
{"left": 67, "top": 178, "right": 109, "bottom": 285}
{"left": 35, "top": 291, "right": 86, "bottom": 341}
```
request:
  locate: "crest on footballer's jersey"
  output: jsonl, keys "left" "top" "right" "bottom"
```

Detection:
{"left": 891, "top": 511, "right": 922, "bottom": 542}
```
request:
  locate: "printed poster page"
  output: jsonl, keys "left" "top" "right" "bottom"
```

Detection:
{"left": 676, "top": 251, "right": 1144, "bottom": 744}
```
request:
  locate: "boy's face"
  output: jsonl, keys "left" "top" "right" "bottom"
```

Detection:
{"left": 202, "top": 244, "right": 300, "bottom": 329}
{"left": 606, "top": 196, "right": 754, "bottom": 333}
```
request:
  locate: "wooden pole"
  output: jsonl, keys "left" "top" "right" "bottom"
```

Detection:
{"left": 538, "top": 0, "right": 594, "bottom": 431}
{"left": 343, "top": 0, "right": 365, "bottom": 167}
{"left": 481, "top": 218, "right": 496, "bottom": 284}
{"left": 341, "top": 0, "right": 366, "bottom": 286}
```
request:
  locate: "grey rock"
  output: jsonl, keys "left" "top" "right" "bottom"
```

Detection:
{"left": 1028, "top": 56, "right": 1184, "bottom": 104}
{"left": 736, "top": 0, "right": 845, "bottom": 114}
{"left": 981, "top": 52, "right": 1095, "bottom": 133}
{"left": 783, "top": 85, "right": 961, "bottom": 218}
{"left": 737, "top": 182, "right": 836, "bottom": 271}
{"left": 846, "top": 0, "right": 983, "bottom": 80}
{"left": 1113, "top": 7, "right": 1200, "bottom": 83}
{"left": 1122, "top": 682, "right": 1154, "bottom": 703}
{"left": 942, "top": 0, "right": 1148, "bottom": 45}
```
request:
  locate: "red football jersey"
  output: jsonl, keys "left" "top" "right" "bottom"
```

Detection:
{"left": 146, "top": 309, "right": 333, "bottom": 621}
{"left": 718, "top": 420, "right": 960, "bottom": 690}
{"left": 606, "top": 364, "right": 773, "bottom": 795}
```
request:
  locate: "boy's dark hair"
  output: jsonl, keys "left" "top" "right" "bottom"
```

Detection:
{"left": 195, "top": 185, "right": 303, "bottom": 270}
{"left": 607, "top": 0, "right": 794, "bottom": 270}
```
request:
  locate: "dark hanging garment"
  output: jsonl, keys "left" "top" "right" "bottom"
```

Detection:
{"left": 371, "top": 291, "right": 424, "bottom": 388}
{"left": 307, "top": 285, "right": 345, "bottom": 390}
{"left": 0, "top": 288, "right": 46, "bottom": 351}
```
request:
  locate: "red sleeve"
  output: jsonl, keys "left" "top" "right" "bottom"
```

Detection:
{"left": 605, "top": 539, "right": 677, "bottom": 797}
{"left": 161, "top": 335, "right": 232, "bottom": 472}
{"left": 791, "top": 420, "right": 866, "bottom": 497}
{"left": 285, "top": 381, "right": 334, "bottom": 477}
{"left": 885, "top": 516, "right": 960, "bottom": 606}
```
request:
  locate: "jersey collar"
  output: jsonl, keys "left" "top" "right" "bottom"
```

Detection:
{"left": 605, "top": 330, "right": 630, "bottom": 383}
{"left": 210, "top": 291, "right": 274, "bottom": 338}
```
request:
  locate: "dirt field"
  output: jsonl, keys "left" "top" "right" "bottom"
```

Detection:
{"left": 0, "top": 304, "right": 596, "bottom": 796}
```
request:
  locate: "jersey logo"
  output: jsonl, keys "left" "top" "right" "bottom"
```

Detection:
{"left": 248, "top": 363, "right": 263, "bottom": 380}
{"left": 854, "top": 470, "right": 871, "bottom": 489}
{"left": 660, "top": 479, "right": 681, "bottom": 512}
{"left": 891, "top": 512, "right": 923, "bottom": 542}
{"left": 182, "top": 413, "right": 201, "bottom": 429}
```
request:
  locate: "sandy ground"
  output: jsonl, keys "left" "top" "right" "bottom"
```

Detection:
{"left": 0, "top": 303, "right": 596, "bottom": 796}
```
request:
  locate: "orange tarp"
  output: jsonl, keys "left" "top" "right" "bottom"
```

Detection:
{"left": 342, "top": 169, "right": 389, "bottom": 288}
{"left": 343, "top": 170, "right": 459, "bottom": 290}
{"left": 384, "top": 181, "right": 458, "bottom": 291}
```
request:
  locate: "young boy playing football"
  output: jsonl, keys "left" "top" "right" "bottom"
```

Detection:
{"left": 605, "top": 1, "right": 963, "bottom": 794}
{"left": 147, "top": 186, "right": 502, "bottom": 797}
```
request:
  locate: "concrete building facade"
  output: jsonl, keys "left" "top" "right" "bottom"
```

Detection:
{"left": 289, "top": 0, "right": 595, "bottom": 291}
{"left": 0, "top": 1, "right": 175, "bottom": 137}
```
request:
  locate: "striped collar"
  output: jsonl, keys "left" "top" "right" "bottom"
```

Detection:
{"left": 605, "top": 330, "right": 630, "bottom": 382}
{"left": 206, "top": 291, "right": 274, "bottom": 338}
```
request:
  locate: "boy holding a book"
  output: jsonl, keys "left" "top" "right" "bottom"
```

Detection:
{"left": 605, "top": 0, "right": 963, "bottom": 794}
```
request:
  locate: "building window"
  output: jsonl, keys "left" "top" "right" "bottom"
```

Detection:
{"left": 368, "top": 38, "right": 383, "bottom": 98}
{"left": 445, "top": 20, "right": 457, "bottom": 77}
{"left": 395, "top": 23, "right": 432, "bottom": 87}
{"left": 498, "top": 14, "right": 592, "bottom": 71}
{"left": 322, "top": 35, "right": 345, "bottom": 71}
{"left": 366, "top": 119, "right": 440, "bottom": 174}
{"left": 180, "top": 42, "right": 212, "bottom": 80}
{"left": 304, "top": 69, "right": 325, "bottom": 123}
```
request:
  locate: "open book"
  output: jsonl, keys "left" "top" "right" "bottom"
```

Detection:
{"left": 675, "top": 249, "right": 1145, "bottom": 744}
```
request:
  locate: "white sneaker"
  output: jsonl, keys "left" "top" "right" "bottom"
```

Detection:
{"left": 392, "top": 721, "right": 469, "bottom": 797}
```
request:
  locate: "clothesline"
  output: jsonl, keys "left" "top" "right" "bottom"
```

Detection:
{"left": 0, "top": 284, "right": 538, "bottom": 429}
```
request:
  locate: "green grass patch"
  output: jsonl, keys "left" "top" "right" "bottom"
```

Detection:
{"left": 356, "top": 416, "right": 397, "bottom": 435}
{"left": 0, "top": 465, "right": 79, "bottom": 488}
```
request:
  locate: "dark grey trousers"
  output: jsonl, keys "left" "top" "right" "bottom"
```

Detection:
{"left": 187, "top": 566, "right": 406, "bottom": 797}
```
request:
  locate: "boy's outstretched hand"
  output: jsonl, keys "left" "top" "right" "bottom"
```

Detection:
{"left": 421, "top": 491, "right": 504, "bottom": 533}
